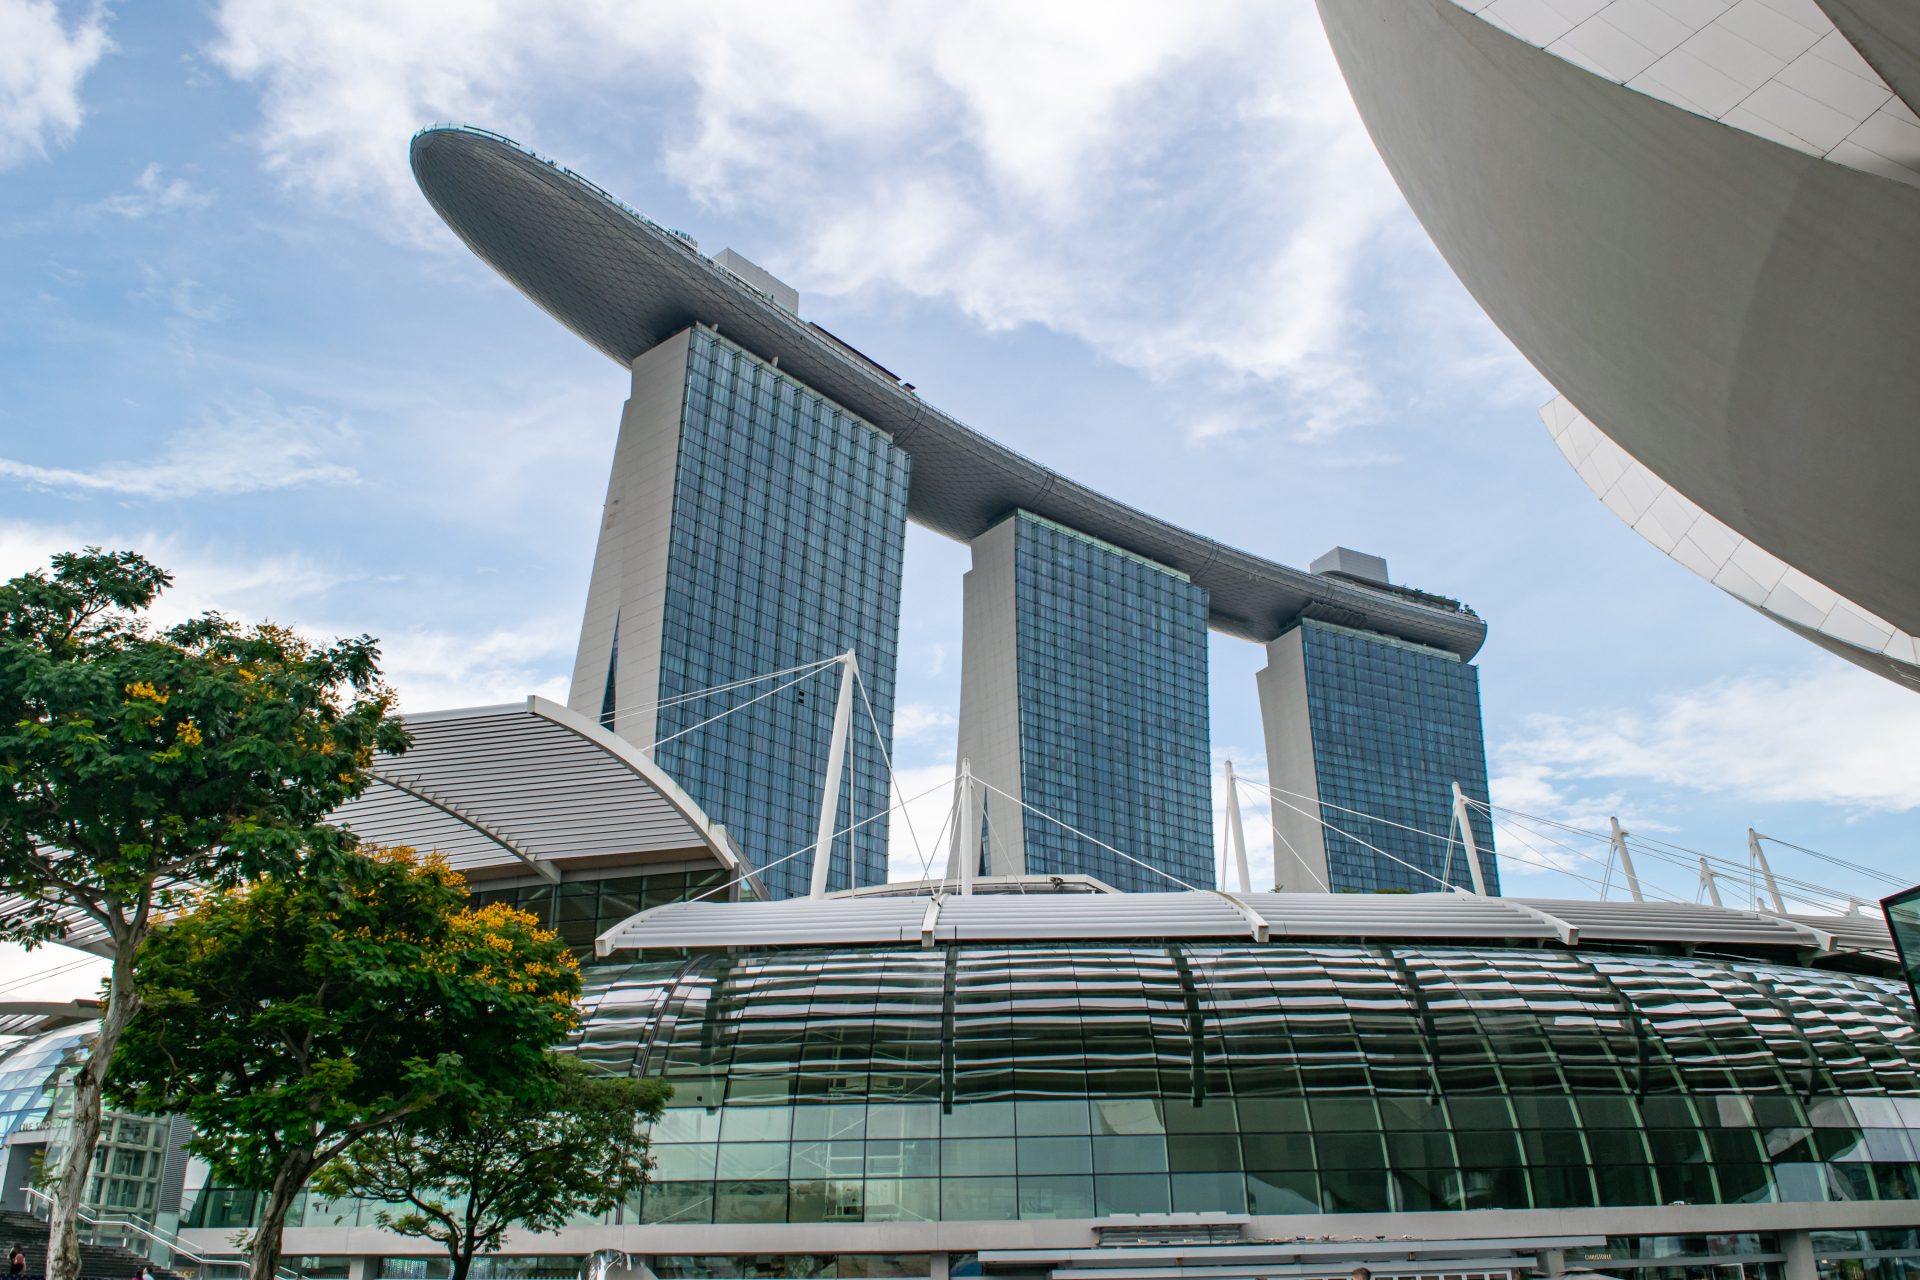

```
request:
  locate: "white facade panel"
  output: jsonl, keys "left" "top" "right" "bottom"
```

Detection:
{"left": 1448, "top": 0, "right": 1920, "bottom": 183}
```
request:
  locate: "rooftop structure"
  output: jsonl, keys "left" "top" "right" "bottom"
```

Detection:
{"left": 408, "top": 125, "right": 1485, "bottom": 659}
{"left": 596, "top": 884, "right": 1895, "bottom": 959}
{"left": 1314, "top": 0, "right": 1920, "bottom": 687}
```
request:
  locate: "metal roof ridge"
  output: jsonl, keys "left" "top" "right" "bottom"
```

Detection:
{"left": 365, "top": 767, "right": 560, "bottom": 884}
{"left": 1207, "top": 889, "right": 1270, "bottom": 942}
{"left": 524, "top": 695, "right": 760, "bottom": 896}
{"left": 1498, "top": 897, "right": 1580, "bottom": 944}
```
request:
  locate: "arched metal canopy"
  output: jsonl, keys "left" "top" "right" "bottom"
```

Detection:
{"left": 335, "top": 696, "right": 755, "bottom": 889}
{"left": 0, "top": 1000, "right": 99, "bottom": 1040}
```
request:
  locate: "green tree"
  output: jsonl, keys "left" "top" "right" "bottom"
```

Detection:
{"left": 106, "top": 847, "right": 581, "bottom": 1280}
{"left": 313, "top": 1056, "right": 669, "bottom": 1280}
{"left": 0, "top": 549, "right": 406, "bottom": 1280}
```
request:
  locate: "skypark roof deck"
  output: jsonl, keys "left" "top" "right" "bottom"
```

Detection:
{"left": 409, "top": 124, "right": 1487, "bottom": 658}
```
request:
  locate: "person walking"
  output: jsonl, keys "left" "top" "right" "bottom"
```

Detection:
{"left": 7, "top": 1243, "right": 26, "bottom": 1277}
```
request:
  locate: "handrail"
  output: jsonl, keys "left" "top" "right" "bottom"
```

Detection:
{"left": 22, "top": 1188, "right": 301, "bottom": 1280}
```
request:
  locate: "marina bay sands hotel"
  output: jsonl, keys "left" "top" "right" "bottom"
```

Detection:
{"left": 412, "top": 126, "right": 1496, "bottom": 900}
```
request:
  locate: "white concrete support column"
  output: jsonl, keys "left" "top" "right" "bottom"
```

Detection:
{"left": 1256, "top": 628, "right": 1331, "bottom": 893}
{"left": 1698, "top": 856, "right": 1723, "bottom": 907}
{"left": 1781, "top": 1230, "right": 1816, "bottom": 1280}
{"left": 1749, "top": 828, "right": 1788, "bottom": 914}
{"left": 952, "top": 758, "right": 979, "bottom": 895}
{"left": 1223, "top": 760, "right": 1251, "bottom": 894}
{"left": 808, "top": 651, "right": 859, "bottom": 900}
{"left": 1609, "top": 816, "right": 1645, "bottom": 903}
{"left": 954, "top": 518, "right": 1026, "bottom": 876}
{"left": 1450, "top": 780, "right": 1488, "bottom": 896}
{"left": 568, "top": 332, "right": 695, "bottom": 749}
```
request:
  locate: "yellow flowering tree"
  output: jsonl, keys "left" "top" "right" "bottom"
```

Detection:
{"left": 106, "top": 847, "right": 581, "bottom": 1280}
{"left": 0, "top": 549, "right": 407, "bottom": 1280}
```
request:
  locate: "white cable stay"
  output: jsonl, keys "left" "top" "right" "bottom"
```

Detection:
{"left": 1481, "top": 810, "right": 1691, "bottom": 905}
{"left": 1243, "top": 778, "right": 1494, "bottom": 897}
{"left": 850, "top": 662, "right": 931, "bottom": 884}
{"left": 970, "top": 775, "right": 1208, "bottom": 893}
{"left": 1491, "top": 806, "right": 1857, "bottom": 911}
{"left": 1262, "top": 792, "right": 1459, "bottom": 895}
{"left": 1466, "top": 797, "right": 1880, "bottom": 913}
{"left": 658, "top": 770, "right": 960, "bottom": 914}
{"left": 648, "top": 662, "right": 841, "bottom": 753}
{"left": 1752, "top": 832, "right": 1907, "bottom": 888}
{"left": 601, "top": 649, "right": 932, "bottom": 900}
{"left": 602, "top": 655, "right": 844, "bottom": 732}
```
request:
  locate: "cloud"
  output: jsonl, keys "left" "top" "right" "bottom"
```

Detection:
{"left": 374, "top": 620, "right": 574, "bottom": 713}
{"left": 1497, "top": 664, "right": 1920, "bottom": 815}
{"left": 0, "top": 0, "right": 110, "bottom": 169}
{"left": 91, "top": 163, "right": 214, "bottom": 218}
{"left": 0, "top": 518, "right": 348, "bottom": 620}
{"left": 0, "top": 405, "right": 359, "bottom": 499}
{"left": 885, "top": 759, "right": 960, "bottom": 884}
{"left": 0, "top": 519, "right": 576, "bottom": 715}
{"left": 893, "top": 701, "right": 956, "bottom": 742}
{"left": 205, "top": 0, "right": 1431, "bottom": 438}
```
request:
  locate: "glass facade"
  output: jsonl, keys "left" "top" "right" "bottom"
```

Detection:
{"left": 1297, "top": 620, "right": 1497, "bottom": 893}
{"left": 466, "top": 867, "right": 731, "bottom": 958}
{"left": 1003, "top": 513, "right": 1212, "bottom": 891}
{"left": 652, "top": 329, "right": 911, "bottom": 900}
{"left": 1887, "top": 885, "right": 1920, "bottom": 1011}
{"left": 0, "top": 1025, "right": 87, "bottom": 1140}
{"left": 566, "top": 942, "right": 1920, "bottom": 1225}
{"left": 0, "top": 1025, "right": 175, "bottom": 1216}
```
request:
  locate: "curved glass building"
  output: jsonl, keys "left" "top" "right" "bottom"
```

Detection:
{"left": 576, "top": 942, "right": 1920, "bottom": 1225}
{"left": 118, "top": 885, "right": 1920, "bottom": 1278}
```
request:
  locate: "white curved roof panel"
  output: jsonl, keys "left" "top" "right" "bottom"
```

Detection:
{"left": 595, "top": 889, "right": 1893, "bottom": 965}
{"left": 1545, "top": 395, "right": 1920, "bottom": 689}
{"left": 333, "top": 696, "right": 749, "bottom": 885}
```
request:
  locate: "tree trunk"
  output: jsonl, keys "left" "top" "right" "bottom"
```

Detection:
{"left": 249, "top": 1151, "right": 316, "bottom": 1280}
{"left": 446, "top": 1211, "right": 479, "bottom": 1280}
{"left": 45, "top": 935, "right": 142, "bottom": 1280}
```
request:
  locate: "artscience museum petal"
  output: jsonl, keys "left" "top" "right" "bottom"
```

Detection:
{"left": 1314, "top": 0, "right": 1920, "bottom": 686}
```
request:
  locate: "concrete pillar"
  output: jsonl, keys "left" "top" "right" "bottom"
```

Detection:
{"left": 1255, "top": 629, "right": 1330, "bottom": 892}
{"left": 1781, "top": 1230, "right": 1816, "bottom": 1280}
{"left": 953, "top": 518, "right": 1025, "bottom": 875}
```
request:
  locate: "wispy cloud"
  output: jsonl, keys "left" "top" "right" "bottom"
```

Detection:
{"left": 0, "top": 518, "right": 349, "bottom": 628}
{"left": 0, "top": 405, "right": 360, "bottom": 499}
{"left": 374, "top": 619, "right": 574, "bottom": 712}
{"left": 893, "top": 701, "right": 956, "bottom": 742}
{"left": 0, "top": 521, "right": 572, "bottom": 714}
{"left": 1496, "top": 664, "right": 1920, "bottom": 816}
{"left": 0, "top": 0, "right": 111, "bottom": 170}
{"left": 206, "top": 0, "right": 1434, "bottom": 439}
{"left": 91, "top": 163, "right": 214, "bottom": 218}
